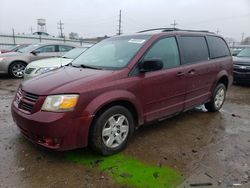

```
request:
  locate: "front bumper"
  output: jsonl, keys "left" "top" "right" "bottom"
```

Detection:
{"left": 234, "top": 71, "right": 250, "bottom": 83}
{"left": 11, "top": 103, "right": 93, "bottom": 151}
{"left": 0, "top": 60, "right": 9, "bottom": 74}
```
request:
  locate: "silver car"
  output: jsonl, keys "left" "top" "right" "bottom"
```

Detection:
{"left": 24, "top": 47, "right": 88, "bottom": 80}
{"left": 0, "top": 43, "right": 76, "bottom": 78}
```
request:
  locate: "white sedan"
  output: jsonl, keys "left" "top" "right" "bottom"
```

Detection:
{"left": 24, "top": 47, "right": 88, "bottom": 80}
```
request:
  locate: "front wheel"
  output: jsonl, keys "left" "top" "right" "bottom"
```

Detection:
{"left": 89, "top": 106, "right": 134, "bottom": 155}
{"left": 9, "top": 62, "right": 27, "bottom": 78}
{"left": 205, "top": 83, "right": 226, "bottom": 112}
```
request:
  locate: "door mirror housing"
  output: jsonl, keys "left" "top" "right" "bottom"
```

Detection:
{"left": 31, "top": 50, "right": 39, "bottom": 56}
{"left": 139, "top": 59, "right": 163, "bottom": 72}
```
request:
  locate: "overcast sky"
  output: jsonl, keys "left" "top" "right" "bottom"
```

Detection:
{"left": 0, "top": 0, "right": 250, "bottom": 41}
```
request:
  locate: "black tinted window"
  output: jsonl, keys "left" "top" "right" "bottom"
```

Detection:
{"left": 180, "top": 36, "right": 209, "bottom": 64}
{"left": 207, "top": 36, "right": 230, "bottom": 58}
{"left": 144, "top": 37, "right": 180, "bottom": 69}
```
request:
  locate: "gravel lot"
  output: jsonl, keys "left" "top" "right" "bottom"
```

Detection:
{"left": 0, "top": 76, "right": 250, "bottom": 188}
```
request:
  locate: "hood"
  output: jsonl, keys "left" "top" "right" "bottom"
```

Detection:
{"left": 21, "top": 66, "right": 117, "bottom": 95}
{"left": 27, "top": 57, "right": 72, "bottom": 68}
{"left": 233, "top": 56, "right": 250, "bottom": 65}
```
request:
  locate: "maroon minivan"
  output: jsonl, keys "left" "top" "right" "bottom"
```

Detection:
{"left": 11, "top": 28, "right": 233, "bottom": 155}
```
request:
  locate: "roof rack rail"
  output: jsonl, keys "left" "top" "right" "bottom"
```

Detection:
{"left": 176, "top": 29, "right": 214, "bottom": 34}
{"left": 137, "top": 28, "right": 179, "bottom": 33}
{"left": 137, "top": 28, "right": 214, "bottom": 34}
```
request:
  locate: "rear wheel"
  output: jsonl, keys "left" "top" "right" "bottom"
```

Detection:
{"left": 89, "top": 106, "right": 134, "bottom": 155}
{"left": 205, "top": 83, "right": 226, "bottom": 112}
{"left": 9, "top": 62, "right": 26, "bottom": 78}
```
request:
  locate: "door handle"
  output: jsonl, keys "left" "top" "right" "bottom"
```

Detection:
{"left": 188, "top": 69, "right": 196, "bottom": 75}
{"left": 176, "top": 72, "right": 185, "bottom": 77}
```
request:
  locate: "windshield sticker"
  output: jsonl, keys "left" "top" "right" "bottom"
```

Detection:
{"left": 128, "top": 39, "right": 146, "bottom": 44}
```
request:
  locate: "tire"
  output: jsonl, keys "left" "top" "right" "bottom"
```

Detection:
{"left": 9, "top": 62, "right": 27, "bottom": 78}
{"left": 89, "top": 106, "right": 135, "bottom": 155}
{"left": 205, "top": 83, "right": 226, "bottom": 112}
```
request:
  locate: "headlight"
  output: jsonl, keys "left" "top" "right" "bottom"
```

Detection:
{"left": 42, "top": 94, "right": 79, "bottom": 112}
{"left": 35, "top": 67, "right": 58, "bottom": 74}
{"left": 0, "top": 57, "right": 4, "bottom": 62}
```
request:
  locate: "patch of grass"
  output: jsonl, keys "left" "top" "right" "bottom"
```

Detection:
{"left": 67, "top": 150, "right": 183, "bottom": 188}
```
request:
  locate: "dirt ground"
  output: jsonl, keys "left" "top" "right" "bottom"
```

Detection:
{"left": 0, "top": 75, "right": 250, "bottom": 188}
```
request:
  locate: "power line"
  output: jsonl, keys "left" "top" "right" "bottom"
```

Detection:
{"left": 58, "top": 20, "right": 64, "bottom": 38}
{"left": 117, "top": 10, "right": 122, "bottom": 35}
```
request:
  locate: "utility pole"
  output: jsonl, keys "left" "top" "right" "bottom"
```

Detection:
{"left": 30, "top": 27, "right": 33, "bottom": 34}
{"left": 216, "top": 28, "right": 220, "bottom": 34}
{"left": 241, "top": 32, "right": 245, "bottom": 43}
{"left": 58, "top": 20, "right": 64, "bottom": 38}
{"left": 12, "top": 28, "right": 16, "bottom": 45}
{"left": 117, "top": 10, "right": 122, "bottom": 35}
{"left": 170, "top": 20, "right": 178, "bottom": 29}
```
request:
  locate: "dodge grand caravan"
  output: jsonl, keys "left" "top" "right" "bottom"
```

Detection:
{"left": 11, "top": 28, "right": 233, "bottom": 155}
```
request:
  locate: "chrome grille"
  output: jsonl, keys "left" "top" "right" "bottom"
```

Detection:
{"left": 14, "top": 88, "right": 39, "bottom": 113}
{"left": 233, "top": 64, "right": 250, "bottom": 73}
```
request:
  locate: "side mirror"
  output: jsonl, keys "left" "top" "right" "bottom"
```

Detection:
{"left": 139, "top": 59, "right": 163, "bottom": 72}
{"left": 31, "top": 50, "right": 39, "bottom": 56}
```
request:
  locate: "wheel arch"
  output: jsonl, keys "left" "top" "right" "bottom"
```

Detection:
{"left": 84, "top": 90, "right": 144, "bottom": 128}
{"left": 211, "top": 70, "right": 229, "bottom": 91}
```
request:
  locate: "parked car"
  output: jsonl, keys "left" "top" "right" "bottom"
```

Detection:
{"left": 24, "top": 47, "right": 88, "bottom": 80}
{"left": 0, "top": 44, "right": 30, "bottom": 54}
{"left": 233, "top": 46, "right": 250, "bottom": 84}
{"left": 0, "top": 43, "right": 76, "bottom": 78}
{"left": 11, "top": 28, "right": 233, "bottom": 155}
{"left": 230, "top": 45, "right": 248, "bottom": 56}
{"left": 33, "top": 31, "right": 50, "bottom": 36}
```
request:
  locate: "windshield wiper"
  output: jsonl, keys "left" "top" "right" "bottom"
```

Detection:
{"left": 80, "top": 64, "right": 102, "bottom": 70}
{"left": 66, "top": 63, "right": 101, "bottom": 70}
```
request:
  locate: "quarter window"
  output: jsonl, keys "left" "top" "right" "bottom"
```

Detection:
{"left": 59, "top": 45, "right": 74, "bottom": 52}
{"left": 179, "top": 36, "right": 209, "bottom": 64}
{"left": 207, "top": 36, "right": 230, "bottom": 58}
{"left": 143, "top": 37, "right": 180, "bottom": 69}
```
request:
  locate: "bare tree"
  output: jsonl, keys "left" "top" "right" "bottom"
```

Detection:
{"left": 69, "top": 32, "right": 79, "bottom": 40}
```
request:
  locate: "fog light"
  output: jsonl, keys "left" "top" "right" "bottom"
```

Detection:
{"left": 43, "top": 137, "right": 61, "bottom": 146}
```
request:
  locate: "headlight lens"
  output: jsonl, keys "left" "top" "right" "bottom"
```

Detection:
{"left": 35, "top": 67, "right": 58, "bottom": 74}
{"left": 42, "top": 94, "right": 79, "bottom": 112}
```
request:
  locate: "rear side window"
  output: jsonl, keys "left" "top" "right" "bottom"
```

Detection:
{"left": 59, "top": 45, "right": 74, "bottom": 52}
{"left": 207, "top": 36, "right": 230, "bottom": 58}
{"left": 143, "top": 37, "right": 180, "bottom": 69}
{"left": 179, "top": 36, "right": 209, "bottom": 64}
{"left": 36, "top": 45, "right": 56, "bottom": 53}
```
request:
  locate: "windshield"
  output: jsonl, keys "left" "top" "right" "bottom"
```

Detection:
{"left": 63, "top": 48, "right": 87, "bottom": 59}
{"left": 237, "top": 47, "right": 250, "bottom": 57}
{"left": 5, "top": 45, "right": 18, "bottom": 51}
{"left": 72, "top": 35, "right": 151, "bottom": 70}
{"left": 18, "top": 44, "right": 41, "bottom": 53}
